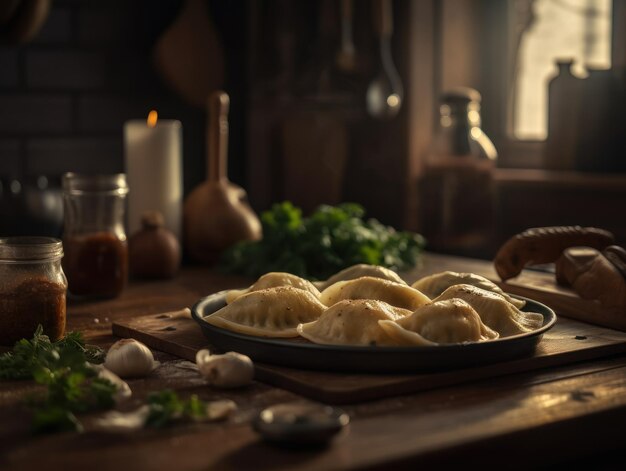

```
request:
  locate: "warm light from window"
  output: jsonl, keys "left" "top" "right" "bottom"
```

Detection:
{"left": 512, "top": 0, "right": 612, "bottom": 140}
{"left": 147, "top": 110, "right": 158, "bottom": 128}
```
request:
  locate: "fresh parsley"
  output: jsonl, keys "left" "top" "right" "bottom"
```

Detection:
{"left": 145, "top": 390, "right": 208, "bottom": 428}
{"left": 0, "top": 325, "right": 105, "bottom": 380}
{"left": 0, "top": 326, "right": 115, "bottom": 433}
{"left": 220, "top": 202, "right": 426, "bottom": 280}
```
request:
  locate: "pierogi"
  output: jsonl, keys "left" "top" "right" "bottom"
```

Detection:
{"left": 434, "top": 284, "right": 543, "bottom": 336}
{"left": 378, "top": 299, "right": 499, "bottom": 346}
{"left": 322, "top": 264, "right": 408, "bottom": 289}
{"left": 320, "top": 276, "right": 431, "bottom": 311}
{"left": 225, "top": 272, "right": 320, "bottom": 304}
{"left": 298, "top": 299, "right": 411, "bottom": 346}
{"left": 412, "top": 271, "right": 525, "bottom": 309}
{"left": 207, "top": 286, "right": 325, "bottom": 337}
{"left": 208, "top": 267, "right": 545, "bottom": 348}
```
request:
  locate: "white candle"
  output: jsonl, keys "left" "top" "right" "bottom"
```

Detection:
{"left": 124, "top": 112, "right": 183, "bottom": 242}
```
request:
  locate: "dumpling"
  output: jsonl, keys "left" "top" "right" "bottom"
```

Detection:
{"left": 225, "top": 272, "right": 320, "bottom": 304}
{"left": 320, "top": 276, "right": 431, "bottom": 310}
{"left": 206, "top": 286, "right": 325, "bottom": 337}
{"left": 322, "top": 264, "right": 407, "bottom": 289}
{"left": 411, "top": 271, "right": 526, "bottom": 308}
{"left": 297, "top": 299, "right": 411, "bottom": 346}
{"left": 378, "top": 299, "right": 499, "bottom": 346}
{"left": 434, "top": 284, "right": 544, "bottom": 336}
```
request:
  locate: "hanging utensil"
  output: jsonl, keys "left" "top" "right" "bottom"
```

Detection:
{"left": 183, "top": 91, "right": 261, "bottom": 264}
{"left": 366, "top": 0, "right": 403, "bottom": 119}
{"left": 335, "top": 0, "right": 357, "bottom": 74}
{"left": 152, "top": 0, "right": 224, "bottom": 107}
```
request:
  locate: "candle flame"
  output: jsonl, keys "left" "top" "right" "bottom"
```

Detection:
{"left": 147, "top": 110, "right": 158, "bottom": 128}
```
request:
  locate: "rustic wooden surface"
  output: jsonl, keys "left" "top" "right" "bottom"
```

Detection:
{"left": 2, "top": 254, "right": 626, "bottom": 470}
{"left": 112, "top": 310, "right": 626, "bottom": 404}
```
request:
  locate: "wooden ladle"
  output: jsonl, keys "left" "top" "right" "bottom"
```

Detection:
{"left": 183, "top": 91, "right": 262, "bottom": 264}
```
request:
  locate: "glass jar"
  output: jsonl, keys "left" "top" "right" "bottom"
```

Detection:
{"left": 62, "top": 173, "right": 129, "bottom": 299}
{"left": 0, "top": 237, "right": 67, "bottom": 345}
{"left": 420, "top": 88, "right": 498, "bottom": 255}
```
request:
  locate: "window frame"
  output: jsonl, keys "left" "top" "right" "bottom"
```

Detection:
{"left": 478, "top": 0, "right": 623, "bottom": 169}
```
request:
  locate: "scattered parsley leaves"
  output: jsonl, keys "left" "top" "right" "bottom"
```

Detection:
{"left": 145, "top": 390, "right": 208, "bottom": 428}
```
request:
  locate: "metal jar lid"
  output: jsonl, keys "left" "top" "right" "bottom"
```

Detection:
{"left": 0, "top": 237, "right": 64, "bottom": 263}
{"left": 62, "top": 173, "right": 128, "bottom": 196}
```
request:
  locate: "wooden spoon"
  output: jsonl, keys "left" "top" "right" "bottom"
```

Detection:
{"left": 183, "top": 91, "right": 261, "bottom": 264}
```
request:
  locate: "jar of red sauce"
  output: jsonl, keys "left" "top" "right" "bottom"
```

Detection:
{"left": 0, "top": 237, "right": 67, "bottom": 345}
{"left": 62, "top": 173, "right": 129, "bottom": 299}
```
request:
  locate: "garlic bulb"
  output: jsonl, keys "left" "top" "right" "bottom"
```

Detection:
{"left": 104, "top": 338, "right": 160, "bottom": 378}
{"left": 196, "top": 350, "right": 254, "bottom": 388}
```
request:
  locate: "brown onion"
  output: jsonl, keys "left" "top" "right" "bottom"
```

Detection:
{"left": 129, "top": 211, "right": 181, "bottom": 279}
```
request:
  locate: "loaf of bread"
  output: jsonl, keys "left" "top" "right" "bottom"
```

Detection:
{"left": 555, "top": 246, "right": 599, "bottom": 286}
{"left": 494, "top": 226, "right": 614, "bottom": 281}
{"left": 572, "top": 254, "right": 626, "bottom": 310}
{"left": 556, "top": 246, "right": 626, "bottom": 311}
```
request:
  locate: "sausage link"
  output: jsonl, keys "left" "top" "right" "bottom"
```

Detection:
{"left": 494, "top": 226, "right": 614, "bottom": 281}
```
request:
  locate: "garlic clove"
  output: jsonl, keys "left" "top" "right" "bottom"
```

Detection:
{"left": 104, "top": 338, "right": 160, "bottom": 378}
{"left": 196, "top": 350, "right": 254, "bottom": 388}
{"left": 92, "top": 405, "right": 150, "bottom": 433}
{"left": 92, "top": 400, "right": 236, "bottom": 432}
{"left": 206, "top": 399, "right": 238, "bottom": 421}
{"left": 92, "top": 365, "right": 132, "bottom": 403}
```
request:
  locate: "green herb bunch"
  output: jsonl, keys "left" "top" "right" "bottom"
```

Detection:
{"left": 0, "top": 326, "right": 114, "bottom": 433}
{"left": 220, "top": 202, "right": 426, "bottom": 280}
{"left": 0, "top": 327, "right": 105, "bottom": 380}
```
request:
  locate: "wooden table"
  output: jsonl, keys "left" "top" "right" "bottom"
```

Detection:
{"left": 2, "top": 254, "right": 626, "bottom": 470}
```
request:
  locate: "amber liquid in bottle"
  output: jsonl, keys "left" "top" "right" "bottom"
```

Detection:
{"left": 420, "top": 89, "right": 497, "bottom": 255}
{"left": 420, "top": 157, "right": 494, "bottom": 253}
{"left": 63, "top": 232, "right": 128, "bottom": 299}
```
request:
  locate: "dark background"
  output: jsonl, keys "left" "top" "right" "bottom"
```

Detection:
{"left": 0, "top": 0, "right": 251, "bottom": 236}
{"left": 1, "top": 0, "right": 625, "bottom": 255}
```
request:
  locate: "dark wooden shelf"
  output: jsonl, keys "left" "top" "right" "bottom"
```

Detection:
{"left": 494, "top": 169, "right": 626, "bottom": 191}
{"left": 493, "top": 168, "right": 626, "bottom": 249}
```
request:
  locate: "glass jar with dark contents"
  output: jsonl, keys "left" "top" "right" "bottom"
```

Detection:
{"left": 0, "top": 237, "right": 67, "bottom": 345}
{"left": 62, "top": 173, "right": 129, "bottom": 299}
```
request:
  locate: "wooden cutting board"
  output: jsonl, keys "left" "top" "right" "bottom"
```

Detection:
{"left": 112, "top": 312, "right": 626, "bottom": 404}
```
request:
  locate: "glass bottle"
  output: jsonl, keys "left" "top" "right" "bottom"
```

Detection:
{"left": 62, "top": 173, "right": 129, "bottom": 298}
{"left": 544, "top": 60, "right": 582, "bottom": 170}
{"left": 419, "top": 88, "right": 498, "bottom": 255}
{"left": 0, "top": 237, "right": 67, "bottom": 345}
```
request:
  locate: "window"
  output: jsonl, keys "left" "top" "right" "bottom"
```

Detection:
{"left": 411, "top": 0, "right": 623, "bottom": 170}
{"left": 511, "top": 0, "right": 613, "bottom": 140}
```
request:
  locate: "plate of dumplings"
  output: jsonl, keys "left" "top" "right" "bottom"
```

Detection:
{"left": 191, "top": 265, "right": 556, "bottom": 373}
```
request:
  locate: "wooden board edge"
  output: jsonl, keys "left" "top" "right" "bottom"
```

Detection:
{"left": 253, "top": 342, "right": 626, "bottom": 404}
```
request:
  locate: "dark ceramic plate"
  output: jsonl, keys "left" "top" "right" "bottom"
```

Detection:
{"left": 191, "top": 291, "right": 557, "bottom": 373}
